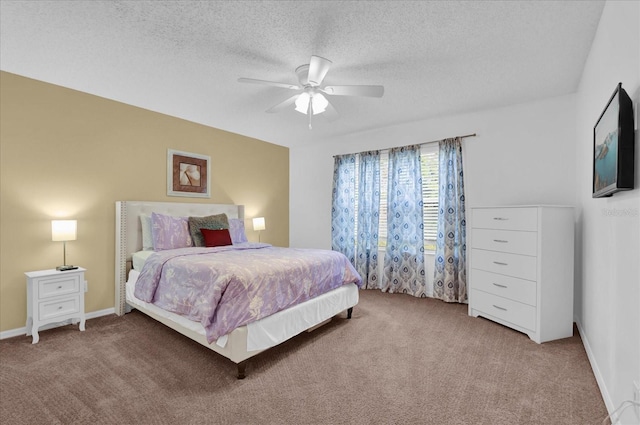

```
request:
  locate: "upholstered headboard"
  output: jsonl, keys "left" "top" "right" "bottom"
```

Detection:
{"left": 114, "top": 201, "right": 245, "bottom": 315}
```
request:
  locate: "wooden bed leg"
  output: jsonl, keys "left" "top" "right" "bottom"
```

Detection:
{"left": 347, "top": 307, "right": 353, "bottom": 319}
{"left": 237, "top": 361, "right": 247, "bottom": 380}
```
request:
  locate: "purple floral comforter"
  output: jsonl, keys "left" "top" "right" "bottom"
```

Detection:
{"left": 134, "top": 243, "right": 362, "bottom": 343}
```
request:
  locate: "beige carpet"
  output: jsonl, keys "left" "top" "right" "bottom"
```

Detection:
{"left": 0, "top": 290, "right": 606, "bottom": 424}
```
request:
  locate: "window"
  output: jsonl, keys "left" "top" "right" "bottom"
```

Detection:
{"left": 354, "top": 144, "right": 439, "bottom": 251}
{"left": 420, "top": 144, "right": 439, "bottom": 250}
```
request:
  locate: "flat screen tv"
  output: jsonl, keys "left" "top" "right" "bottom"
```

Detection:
{"left": 593, "top": 82, "right": 635, "bottom": 198}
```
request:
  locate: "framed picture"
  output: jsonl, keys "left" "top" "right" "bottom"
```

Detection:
{"left": 167, "top": 149, "right": 211, "bottom": 198}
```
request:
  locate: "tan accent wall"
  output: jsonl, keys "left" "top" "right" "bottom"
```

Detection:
{"left": 0, "top": 72, "right": 289, "bottom": 332}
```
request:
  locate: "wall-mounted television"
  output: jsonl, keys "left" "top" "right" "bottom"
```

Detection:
{"left": 592, "top": 82, "right": 635, "bottom": 198}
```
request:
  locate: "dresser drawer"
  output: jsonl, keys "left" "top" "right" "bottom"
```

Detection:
{"left": 471, "top": 228, "right": 537, "bottom": 256}
{"left": 471, "top": 249, "right": 537, "bottom": 281}
{"left": 471, "top": 289, "right": 536, "bottom": 331}
{"left": 38, "top": 296, "right": 80, "bottom": 321}
{"left": 472, "top": 208, "right": 538, "bottom": 231}
{"left": 38, "top": 275, "right": 81, "bottom": 299}
{"left": 471, "top": 269, "right": 536, "bottom": 306}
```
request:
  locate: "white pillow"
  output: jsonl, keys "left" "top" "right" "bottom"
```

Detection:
{"left": 132, "top": 250, "right": 155, "bottom": 271}
{"left": 140, "top": 215, "right": 153, "bottom": 251}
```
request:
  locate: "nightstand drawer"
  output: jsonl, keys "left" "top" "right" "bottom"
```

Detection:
{"left": 471, "top": 228, "right": 537, "bottom": 256}
{"left": 473, "top": 208, "right": 538, "bottom": 231}
{"left": 471, "top": 269, "right": 536, "bottom": 306}
{"left": 471, "top": 249, "right": 537, "bottom": 281}
{"left": 39, "top": 296, "right": 80, "bottom": 321}
{"left": 38, "top": 275, "right": 81, "bottom": 299}
{"left": 471, "top": 289, "right": 536, "bottom": 331}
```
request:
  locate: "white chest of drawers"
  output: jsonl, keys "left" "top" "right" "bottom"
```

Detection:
{"left": 25, "top": 268, "right": 86, "bottom": 344}
{"left": 469, "top": 206, "right": 574, "bottom": 343}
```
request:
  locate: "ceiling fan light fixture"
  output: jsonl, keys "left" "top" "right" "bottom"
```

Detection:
{"left": 311, "top": 93, "right": 328, "bottom": 114}
{"left": 295, "top": 92, "right": 328, "bottom": 115}
{"left": 294, "top": 92, "right": 311, "bottom": 114}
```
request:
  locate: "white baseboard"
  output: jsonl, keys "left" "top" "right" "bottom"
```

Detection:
{"left": 0, "top": 307, "right": 116, "bottom": 341}
{"left": 575, "top": 317, "right": 615, "bottom": 416}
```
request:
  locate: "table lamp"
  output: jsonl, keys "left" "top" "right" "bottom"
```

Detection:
{"left": 52, "top": 220, "right": 78, "bottom": 271}
{"left": 252, "top": 217, "right": 265, "bottom": 242}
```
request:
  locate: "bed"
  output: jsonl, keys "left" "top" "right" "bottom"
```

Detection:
{"left": 114, "top": 201, "right": 360, "bottom": 378}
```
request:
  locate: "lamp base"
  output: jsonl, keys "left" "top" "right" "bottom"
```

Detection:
{"left": 56, "top": 265, "right": 78, "bottom": 271}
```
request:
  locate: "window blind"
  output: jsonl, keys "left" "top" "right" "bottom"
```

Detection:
{"left": 420, "top": 144, "right": 439, "bottom": 250}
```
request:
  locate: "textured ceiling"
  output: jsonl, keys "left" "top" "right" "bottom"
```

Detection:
{"left": 0, "top": 1, "right": 604, "bottom": 148}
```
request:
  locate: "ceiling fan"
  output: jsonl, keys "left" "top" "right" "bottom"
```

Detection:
{"left": 238, "top": 55, "right": 384, "bottom": 129}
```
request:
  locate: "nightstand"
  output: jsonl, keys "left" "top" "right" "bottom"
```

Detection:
{"left": 25, "top": 267, "right": 86, "bottom": 344}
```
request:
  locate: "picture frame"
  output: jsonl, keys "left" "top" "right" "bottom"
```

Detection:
{"left": 167, "top": 149, "right": 211, "bottom": 198}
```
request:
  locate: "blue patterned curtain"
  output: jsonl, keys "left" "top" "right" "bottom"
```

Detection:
{"left": 382, "top": 145, "right": 427, "bottom": 297}
{"left": 433, "top": 138, "right": 467, "bottom": 303}
{"left": 356, "top": 151, "right": 381, "bottom": 289}
{"left": 331, "top": 154, "right": 356, "bottom": 265}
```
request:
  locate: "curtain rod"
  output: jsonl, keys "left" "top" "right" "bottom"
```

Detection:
{"left": 334, "top": 133, "right": 477, "bottom": 158}
{"left": 422, "top": 132, "right": 477, "bottom": 145}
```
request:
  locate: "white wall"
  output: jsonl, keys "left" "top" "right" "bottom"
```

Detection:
{"left": 290, "top": 94, "right": 577, "bottom": 250}
{"left": 574, "top": 1, "right": 640, "bottom": 423}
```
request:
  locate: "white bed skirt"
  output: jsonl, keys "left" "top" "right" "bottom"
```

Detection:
{"left": 126, "top": 270, "right": 358, "bottom": 352}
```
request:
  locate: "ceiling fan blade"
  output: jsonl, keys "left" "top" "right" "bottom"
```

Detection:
{"left": 238, "top": 78, "right": 300, "bottom": 90}
{"left": 322, "top": 100, "right": 339, "bottom": 122}
{"left": 308, "top": 55, "right": 332, "bottom": 86}
{"left": 266, "top": 94, "right": 299, "bottom": 113}
{"left": 323, "top": 85, "right": 384, "bottom": 97}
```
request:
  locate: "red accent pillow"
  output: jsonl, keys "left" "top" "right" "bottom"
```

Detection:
{"left": 200, "top": 228, "right": 232, "bottom": 247}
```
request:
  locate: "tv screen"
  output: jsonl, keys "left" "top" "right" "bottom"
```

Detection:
{"left": 592, "top": 82, "right": 635, "bottom": 198}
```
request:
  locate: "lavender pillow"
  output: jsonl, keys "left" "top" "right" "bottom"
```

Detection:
{"left": 229, "top": 218, "right": 248, "bottom": 244}
{"left": 151, "top": 212, "right": 193, "bottom": 251}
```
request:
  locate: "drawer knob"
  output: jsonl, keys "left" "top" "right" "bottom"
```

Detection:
{"left": 58, "top": 306, "right": 63, "bottom": 310}
{"left": 493, "top": 305, "right": 507, "bottom": 311}
{"left": 492, "top": 283, "right": 508, "bottom": 288}
{"left": 493, "top": 217, "right": 509, "bottom": 221}
{"left": 57, "top": 286, "right": 62, "bottom": 289}
{"left": 493, "top": 261, "right": 508, "bottom": 266}
{"left": 493, "top": 239, "right": 508, "bottom": 243}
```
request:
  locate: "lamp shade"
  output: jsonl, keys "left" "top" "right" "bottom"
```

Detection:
{"left": 52, "top": 220, "right": 77, "bottom": 242}
{"left": 311, "top": 93, "right": 328, "bottom": 114}
{"left": 295, "top": 92, "right": 311, "bottom": 114}
{"left": 295, "top": 92, "right": 328, "bottom": 115}
{"left": 252, "top": 217, "right": 266, "bottom": 231}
